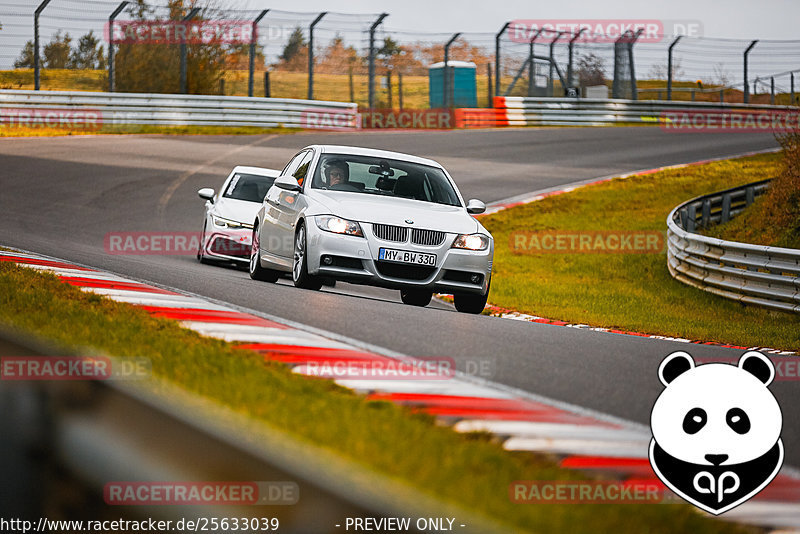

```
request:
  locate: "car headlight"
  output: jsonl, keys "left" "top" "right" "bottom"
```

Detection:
{"left": 451, "top": 233, "right": 490, "bottom": 251}
{"left": 315, "top": 215, "right": 364, "bottom": 237}
{"left": 212, "top": 216, "right": 251, "bottom": 229}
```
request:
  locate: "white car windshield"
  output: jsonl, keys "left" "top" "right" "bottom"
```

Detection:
{"left": 310, "top": 154, "right": 461, "bottom": 207}
{"left": 223, "top": 173, "right": 275, "bottom": 203}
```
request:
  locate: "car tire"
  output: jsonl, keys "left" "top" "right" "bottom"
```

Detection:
{"left": 197, "top": 221, "right": 211, "bottom": 263}
{"left": 249, "top": 224, "right": 279, "bottom": 282}
{"left": 400, "top": 289, "right": 432, "bottom": 307}
{"left": 292, "top": 223, "right": 322, "bottom": 290}
{"left": 453, "top": 278, "right": 490, "bottom": 314}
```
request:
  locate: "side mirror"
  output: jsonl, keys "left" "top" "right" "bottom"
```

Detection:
{"left": 198, "top": 188, "right": 215, "bottom": 202}
{"left": 274, "top": 175, "right": 301, "bottom": 192}
{"left": 466, "top": 199, "right": 486, "bottom": 215}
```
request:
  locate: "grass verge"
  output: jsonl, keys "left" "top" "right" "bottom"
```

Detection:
{"left": 480, "top": 152, "right": 800, "bottom": 352}
{"left": 0, "top": 124, "right": 297, "bottom": 138}
{"left": 0, "top": 259, "right": 748, "bottom": 533}
{"left": 703, "top": 131, "right": 800, "bottom": 249}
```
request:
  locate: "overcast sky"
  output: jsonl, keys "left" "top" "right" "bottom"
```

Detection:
{"left": 240, "top": 0, "right": 800, "bottom": 41}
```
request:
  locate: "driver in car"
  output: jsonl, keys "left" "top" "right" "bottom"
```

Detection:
{"left": 324, "top": 160, "right": 349, "bottom": 187}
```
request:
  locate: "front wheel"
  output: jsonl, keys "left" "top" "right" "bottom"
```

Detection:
{"left": 249, "top": 225, "right": 279, "bottom": 282}
{"left": 197, "top": 221, "right": 211, "bottom": 263}
{"left": 400, "top": 289, "right": 432, "bottom": 307}
{"left": 453, "top": 278, "right": 490, "bottom": 314}
{"left": 292, "top": 224, "right": 322, "bottom": 290}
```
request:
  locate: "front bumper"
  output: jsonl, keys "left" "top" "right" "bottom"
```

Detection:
{"left": 202, "top": 229, "right": 252, "bottom": 263}
{"left": 305, "top": 221, "right": 492, "bottom": 295}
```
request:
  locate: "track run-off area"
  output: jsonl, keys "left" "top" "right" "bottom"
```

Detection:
{"left": 1, "top": 126, "right": 796, "bottom": 471}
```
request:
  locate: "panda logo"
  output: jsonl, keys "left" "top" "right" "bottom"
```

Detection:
{"left": 649, "top": 351, "right": 784, "bottom": 515}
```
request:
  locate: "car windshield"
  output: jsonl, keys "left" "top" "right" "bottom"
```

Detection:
{"left": 222, "top": 173, "right": 275, "bottom": 203}
{"left": 310, "top": 154, "right": 462, "bottom": 207}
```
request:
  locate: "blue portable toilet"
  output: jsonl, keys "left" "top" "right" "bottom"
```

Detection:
{"left": 428, "top": 61, "right": 477, "bottom": 108}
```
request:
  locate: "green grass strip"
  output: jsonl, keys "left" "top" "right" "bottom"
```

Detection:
{"left": 0, "top": 124, "right": 297, "bottom": 137}
{"left": 0, "top": 260, "right": 748, "bottom": 533}
{"left": 481, "top": 152, "right": 800, "bottom": 352}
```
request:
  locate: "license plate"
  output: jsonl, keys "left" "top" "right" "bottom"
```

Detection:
{"left": 378, "top": 247, "right": 436, "bottom": 266}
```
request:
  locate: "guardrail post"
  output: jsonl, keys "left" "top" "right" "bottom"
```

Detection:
{"left": 368, "top": 13, "right": 389, "bottom": 110}
{"left": 33, "top": 0, "right": 52, "bottom": 91}
{"left": 701, "top": 199, "right": 711, "bottom": 227}
{"left": 567, "top": 29, "right": 586, "bottom": 89}
{"left": 264, "top": 71, "right": 270, "bottom": 97}
{"left": 107, "top": 1, "right": 128, "bottom": 93}
{"left": 495, "top": 22, "right": 510, "bottom": 97}
{"left": 307, "top": 12, "right": 327, "bottom": 100}
{"left": 686, "top": 205, "right": 697, "bottom": 232}
{"left": 743, "top": 40, "right": 758, "bottom": 103}
{"left": 746, "top": 186, "right": 755, "bottom": 206}
{"left": 443, "top": 33, "right": 461, "bottom": 108}
{"left": 248, "top": 10, "right": 268, "bottom": 97}
{"left": 667, "top": 36, "right": 682, "bottom": 100}
{"left": 721, "top": 194, "right": 732, "bottom": 223}
{"left": 179, "top": 7, "right": 200, "bottom": 94}
{"left": 792, "top": 72, "right": 795, "bottom": 105}
{"left": 548, "top": 31, "right": 566, "bottom": 96}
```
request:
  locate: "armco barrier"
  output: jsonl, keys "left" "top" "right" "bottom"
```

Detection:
{"left": 493, "top": 96, "right": 798, "bottom": 127}
{"left": 666, "top": 180, "right": 800, "bottom": 313}
{"left": 0, "top": 89, "right": 359, "bottom": 129}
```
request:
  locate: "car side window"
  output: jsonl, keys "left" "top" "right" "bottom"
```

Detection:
{"left": 293, "top": 151, "right": 314, "bottom": 186}
{"left": 282, "top": 151, "right": 308, "bottom": 177}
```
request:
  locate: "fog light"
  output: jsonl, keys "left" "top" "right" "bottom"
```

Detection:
{"left": 470, "top": 274, "right": 481, "bottom": 284}
{"left": 322, "top": 255, "right": 333, "bottom": 266}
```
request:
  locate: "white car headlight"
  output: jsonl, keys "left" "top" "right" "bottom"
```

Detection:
{"left": 315, "top": 215, "right": 364, "bottom": 237}
{"left": 451, "top": 233, "right": 490, "bottom": 251}
{"left": 212, "top": 216, "right": 250, "bottom": 229}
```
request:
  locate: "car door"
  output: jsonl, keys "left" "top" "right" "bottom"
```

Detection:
{"left": 264, "top": 150, "right": 312, "bottom": 259}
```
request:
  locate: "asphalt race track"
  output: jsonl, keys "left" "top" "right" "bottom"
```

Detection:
{"left": 1, "top": 126, "right": 796, "bottom": 465}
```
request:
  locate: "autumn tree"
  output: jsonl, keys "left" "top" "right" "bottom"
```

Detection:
{"left": 43, "top": 31, "right": 72, "bottom": 68}
{"left": 14, "top": 41, "right": 35, "bottom": 68}
{"left": 70, "top": 31, "right": 106, "bottom": 69}
{"left": 115, "top": 0, "right": 228, "bottom": 94}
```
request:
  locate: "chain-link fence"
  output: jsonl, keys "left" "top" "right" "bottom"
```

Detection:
{"left": 1, "top": 3, "right": 799, "bottom": 108}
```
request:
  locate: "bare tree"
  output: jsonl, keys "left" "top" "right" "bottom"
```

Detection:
{"left": 712, "top": 63, "right": 732, "bottom": 87}
{"left": 576, "top": 53, "right": 606, "bottom": 87}
{"left": 647, "top": 57, "right": 684, "bottom": 80}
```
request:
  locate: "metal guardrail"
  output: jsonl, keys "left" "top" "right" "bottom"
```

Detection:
{"left": 666, "top": 180, "right": 800, "bottom": 313}
{"left": 495, "top": 96, "right": 798, "bottom": 126}
{"left": 0, "top": 89, "right": 359, "bottom": 129}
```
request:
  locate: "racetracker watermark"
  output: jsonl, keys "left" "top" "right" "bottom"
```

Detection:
{"left": 299, "top": 357, "right": 455, "bottom": 380}
{"left": 510, "top": 481, "right": 664, "bottom": 504}
{"left": 297, "top": 356, "right": 496, "bottom": 380}
{"left": 0, "top": 107, "right": 102, "bottom": 130}
{"left": 1, "top": 356, "right": 150, "bottom": 381}
{"left": 105, "top": 20, "right": 254, "bottom": 45}
{"left": 510, "top": 231, "right": 665, "bottom": 254}
{"left": 660, "top": 110, "right": 800, "bottom": 133}
{"left": 508, "top": 19, "right": 703, "bottom": 43}
{"left": 301, "top": 108, "right": 359, "bottom": 131}
{"left": 361, "top": 109, "right": 454, "bottom": 129}
{"left": 103, "top": 481, "right": 298, "bottom": 505}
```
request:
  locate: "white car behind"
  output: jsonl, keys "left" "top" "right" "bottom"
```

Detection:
{"left": 197, "top": 166, "right": 279, "bottom": 265}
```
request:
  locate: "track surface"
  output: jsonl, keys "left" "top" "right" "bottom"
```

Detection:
{"left": 1, "top": 127, "right": 797, "bottom": 464}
